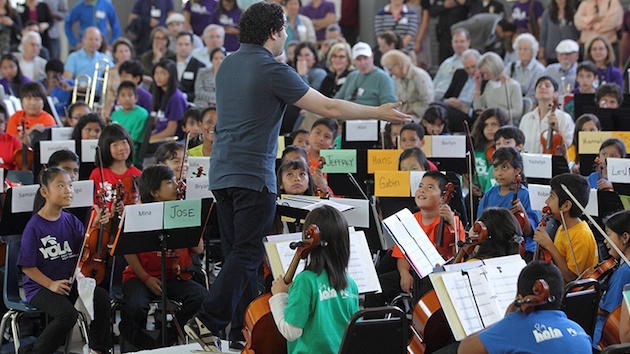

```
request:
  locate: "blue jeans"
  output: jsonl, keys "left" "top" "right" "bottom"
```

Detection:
{"left": 196, "top": 187, "right": 276, "bottom": 340}
{"left": 48, "top": 37, "right": 61, "bottom": 59}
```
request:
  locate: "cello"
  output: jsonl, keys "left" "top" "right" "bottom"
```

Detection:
{"left": 242, "top": 225, "right": 321, "bottom": 354}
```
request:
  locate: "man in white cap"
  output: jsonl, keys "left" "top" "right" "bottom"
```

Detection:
{"left": 334, "top": 41, "right": 397, "bottom": 107}
{"left": 542, "top": 39, "right": 579, "bottom": 93}
{"left": 166, "top": 13, "right": 204, "bottom": 51}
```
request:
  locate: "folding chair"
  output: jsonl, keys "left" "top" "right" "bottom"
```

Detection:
{"left": 339, "top": 306, "right": 407, "bottom": 354}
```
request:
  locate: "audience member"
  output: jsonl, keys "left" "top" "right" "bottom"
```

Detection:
{"left": 184, "top": 0, "right": 217, "bottom": 37}
{"left": 511, "top": 0, "right": 543, "bottom": 34}
{"left": 452, "top": 13, "right": 502, "bottom": 54}
{"left": 294, "top": 41, "right": 327, "bottom": 91}
{"left": 141, "top": 26, "right": 174, "bottom": 76}
{"left": 41, "top": 58, "right": 72, "bottom": 117}
{"left": 192, "top": 24, "right": 226, "bottom": 67}
{"left": 374, "top": 1, "right": 418, "bottom": 52}
{"left": 104, "top": 37, "right": 134, "bottom": 118}
{"left": 209, "top": 0, "right": 242, "bottom": 52}
{"left": 432, "top": 28, "right": 470, "bottom": 100}
{"left": 440, "top": 48, "right": 480, "bottom": 132}
{"left": 300, "top": 0, "right": 336, "bottom": 43}
{"left": 14, "top": 31, "right": 46, "bottom": 82}
{"left": 573, "top": 61, "right": 597, "bottom": 94}
{"left": 0, "top": 0, "right": 22, "bottom": 55}
{"left": 505, "top": 33, "right": 545, "bottom": 101}
{"left": 174, "top": 31, "right": 206, "bottom": 103}
{"left": 538, "top": 0, "right": 579, "bottom": 65}
{"left": 542, "top": 39, "right": 579, "bottom": 93}
{"left": 429, "top": 0, "right": 470, "bottom": 62}
{"left": 474, "top": 52, "right": 523, "bottom": 125}
{"left": 584, "top": 36, "right": 623, "bottom": 88}
{"left": 17, "top": 0, "right": 53, "bottom": 53}
{"left": 65, "top": 0, "right": 120, "bottom": 48}
{"left": 63, "top": 27, "right": 112, "bottom": 81}
{"left": 319, "top": 42, "right": 353, "bottom": 98}
{"left": 42, "top": 0, "right": 68, "bottom": 59}
{"left": 194, "top": 47, "right": 225, "bottom": 109}
{"left": 575, "top": 0, "right": 623, "bottom": 58}
{"left": 284, "top": 0, "right": 316, "bottom": 47}
{"left": 166, "top": 13, "right": 203, "bottom": 52}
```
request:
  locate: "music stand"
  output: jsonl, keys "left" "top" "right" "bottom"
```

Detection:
{"left": 112, "top": 198, "right": 212, "bottom": 346}
{"left": 527, "top": 155, "right": 570, "bottom": 185}
{"left": 327, "top": 149, "right": 370, "bottom": 199}
{"left": 341, "top": 121, "right": 382, "bottom": 150}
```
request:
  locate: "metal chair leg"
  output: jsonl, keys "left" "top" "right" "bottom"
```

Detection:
{"left": 0, "top": 310, "right": 13, "bottom": 348}
{"left": 11, "top": 312, "right": 20, "bottom": 354}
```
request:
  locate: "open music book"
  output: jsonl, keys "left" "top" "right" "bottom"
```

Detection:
{"left": 382, "top": 208, "right": 445, "bottom": 278}
{"left": 430, "top": 254, "right": 527, "bottom": 341}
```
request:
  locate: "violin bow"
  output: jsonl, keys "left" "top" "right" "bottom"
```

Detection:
{"left": 560, "top": 184, "right": 630, "bottom": 268}
{"left": 179, "top": 133, "right": 191, "bottom": 182}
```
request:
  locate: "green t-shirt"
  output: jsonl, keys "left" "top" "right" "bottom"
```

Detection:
{"left": 188, "top": 144, "right": 205, "bottom": 157}
{"left": 110, "top": 106, "right": 149, "bottom": 144}
{"left": 474, "top": 148, "right": 496, "bottom": 193}
{"left": 284, "top": 269, "right": 359, "bottom": 354}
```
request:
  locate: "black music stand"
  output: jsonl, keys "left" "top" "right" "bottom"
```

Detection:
{"left": 112, "top": 198, "right": 211, "bottom": 346}
{"left": 327, "top": 149, "right": 370, "bottom": 199}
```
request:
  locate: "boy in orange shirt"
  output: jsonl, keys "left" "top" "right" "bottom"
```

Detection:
{"left": 5, "top": 82, "right": 56, "bottom": 145}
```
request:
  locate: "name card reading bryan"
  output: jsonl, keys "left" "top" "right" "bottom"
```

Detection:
{"left": 40, "top": 140, "right": 75, "bottom": 164}
{"left": 185, "top": 177, "right": 214, "bottom": 200}
{"left": 431, "top": 136, "right": 466, "bottom": 158}
{"left": 320, "top": 149, "right": 357, "bottom": 173}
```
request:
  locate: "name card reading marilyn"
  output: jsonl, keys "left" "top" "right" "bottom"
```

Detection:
{"left": 68, "top": 180, "right": 94, "bottom": 208}
{"left": 81, "top": 139, "right": 98, "bottom": 163}
{"left": 367, "top": 149, "right": 402, "bottom": 173}
{"left": 374, "top": 170, "right": 410, "bottom": 197}
{"left": 123, "top": 203, "right": 164, "bottom": 233}
{"left": 164, "top": 199, "right": 201, "bottom": 230}
{"left": 529, "top": 184, "right": 598, "bottom": 216}
{"left": 522, "top": 153, "right": 552, "bottom": 179}
{"left": 431, "top": 136, "right": 466, "bottom": 158}
{"left": 345, "top": 120, "right": 378, "bottom": 142}
{"left": 185, "top": 177, "right": 214, "bottom": 200}
{"left": 607, "top": 158, "right": 630, "bottom": 184}
{"left": 409, "top": 171, "right": 426, "bottom": 195}
{"left": 40, "top": 140, "right": 75, "bottom": 164}
{"left": 51, "top": 127, "right": 73, "bottom": 141}
{"left": 187, "top": 156, "right": 210, "bottom": 179}
{"left": 11, "top": 184, "right": 40, "bottom": 213}
{"left": 276, "top": 135, "right": 285, "bottom": 159}
{"left": 320, "top": 149, "right": 357, "bottom": 173}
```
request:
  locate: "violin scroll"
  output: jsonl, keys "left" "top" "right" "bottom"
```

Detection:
{"left": 513, "top": 279, "right": 554, "bottom": 315}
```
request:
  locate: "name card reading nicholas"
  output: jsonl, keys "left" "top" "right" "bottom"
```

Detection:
{"left": 11, "top": 184, "right": 40, "bottom": 213}
{"left": 320, "top": 149, "right": 357, "bottom": 173}
{"left": 367, "top": 149, "right": 402, "bottom": 173}
{"left": 68, "top": 180, "right": 94, "bottom": 208}
{"left": 374, "top": 170, "right": 410, "bottom": 197}
{"left": 431, "top": 136, "right": 466, "bottom": 158}
{"left": 123, "top": 203, "right": 164, "bottom": 233}
{"left": 185, "top": 177, "right": 214, "bottom": 200}
{"left": 187, "top": 156, "right": 210, "bottom": 179}
{"left": 81, "top": 139, "right": 98, "bottom": 163}
{"left": 607, "top": 158, "right": 630, "bottom": 184}
{"left": 40, "top": 140, "right": 75, "bottom": 164}
{"left": 164, "top": 199, "right": 201, "bottom": 230}
{"left": 522, "top": 153, "right": 552, "bottom": 179}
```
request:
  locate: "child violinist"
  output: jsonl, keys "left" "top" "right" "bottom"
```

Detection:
{"left": 156, "top": 141, "right": 189, "bottom": 181}
{"left": 470, "top": 108, "right": 509, "bottom": 194}
{"left": 398, "top": 147, "right": 430, "bottom": 172}
{"left": 588, "top": 138, "right": 626, "bottom": 191}
{"left": 533, "top": 173, "right": 598, "bottom": 283}
{"left": 592, "top": 210, "right": 630, "bottom": 348}
{"left": 71, "top": 113, "right": 105, "bottom": 141}
{"left": 119, "top": 165, "right": 208, "bottom": 350}
{"left": 478, "top": 147, "right": 539, "bottom": 256}
{"left": 566, "top": 114, "right": 600, "bottom": 174}
{"left": 269, "top": 205, "right": 359, "bottom": 354}
{"left": 17, "top": 167, "right": 112, "bottom": 353}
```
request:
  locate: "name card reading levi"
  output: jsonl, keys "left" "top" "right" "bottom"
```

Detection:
{"left": 374, "top": 170, "right": 410, "bottom": 197}
{"left": 40, "top": 140, "right": 75, "bottom": 164}
{"left": 409, "top": 171, "right": 426, "bottom": 195}
{"left": 522, "top": 153, "right": 552, "bottom": 179}
{"left": 431, "top": 136, "right": 466, "bottom": 158}
{"left": 276, "top": 135, "right": 285, "bottom": 159}
{"left": 11, "top": 184, "right": 40, "bottom": 213}
{"left": 367, "top": 149, "right": 402, "bottom": 173}
{"left": 345, "top": 120, "right": 378, "bottom": 142}
{"left": 123, "top": 203, "right": 164, "bottom": 233}
{"left": 81, "top": 139, "right": 98, "bottom": 163}
{"left": 607, "top": 158, "right": 630, "bottom": 184}
{"left": 51, "top": 127, "right": 73, "bottom": 141}
{"left": 68, "top": 180, "right": 94, "bottom": 208}
{"left": 320, "top": 149, "right": 357, "bottom": 173}
{"left": 164, "top": 199, "right": 201, "bottom": 230}
{"left": 185, "top": 177, "right": 214, "bottom": 200}
{"left": 187, "top": 156, "right": 210, "bottom": 179}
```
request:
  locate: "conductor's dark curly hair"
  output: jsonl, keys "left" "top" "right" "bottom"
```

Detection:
{"left": 238, "top": 2, "right": 286, "bottom": 46}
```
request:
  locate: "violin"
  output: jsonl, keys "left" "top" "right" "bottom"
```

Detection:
{"left": 436, "top": 182, "right": 456, "bottom": 258}
{"left": 580, "top": 258, "right": 617, "bottom": 283}
{"left": 454, "top": 220, "right": 489, "bottom": 263}
{"left": 78, "top": 180, "right": 112, "bottom": 284}
{"left": 541, "top": 98, "right": 564, "bottom": 155}
{"left": 195, "top": 166, "right": 204, "bottom": 178}
{"left": 12, "top": 118, "right": 34, "bottom": 171}
{"left": 243, "top": 225, "right": 321, "bottom": 354}
{"left": 316, "top": 156, "right": 330, "bottom": 199}
{"left": 513, "top": 279, "right": 554, "bottom": 315}
{"left": 512, "top": 175, "right": 526, "bottom": 231}
{"left": 533, "top": 206, "right": 553, "bottom": 262}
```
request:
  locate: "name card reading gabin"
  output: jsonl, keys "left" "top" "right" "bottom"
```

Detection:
{"left": 320, "top": 149, "right": 357, "bottom": 173}
{"left": 374, "top": 170, "right": 410, "bottom": 197}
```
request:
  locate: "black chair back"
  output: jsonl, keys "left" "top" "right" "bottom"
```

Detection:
{"left": 561, "top": 278, "right": 602, "bottom": 338}
{"left": 339, "top": 306, "right": 407, "bottom": 354}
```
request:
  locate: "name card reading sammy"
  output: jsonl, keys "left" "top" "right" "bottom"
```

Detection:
{"left": 40, "top": 140, "right": 75, "bottom": 164}
{"left": 123, "top": 203, "right": 164, "bottom": 233}
{"left": 81, "top": 139, "right": 99, "bottom": 163}
{"left": 522, "top": 153, "right": 552, "bottom": 179}
{"left": 607, "top": 158, "right": 630, "bottom": 184}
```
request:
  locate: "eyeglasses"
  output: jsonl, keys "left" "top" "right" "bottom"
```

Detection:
{"left": 331, "top": 54, "right": 347, "bottom": 59}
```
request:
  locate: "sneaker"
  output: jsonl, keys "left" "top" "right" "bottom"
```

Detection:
{"left": 184, "top": 316, "right": 221, "bottom": 352}
{"left": 212, "top": 262, "right": 222, "bottom": 277}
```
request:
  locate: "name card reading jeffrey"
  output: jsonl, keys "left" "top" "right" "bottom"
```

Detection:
{"left": 367, "top": 150, "right": 402, "bottom": 173}
{"left": 607, "top": 158, "right": 630, "bottom": 184}
{"left": 123, "top": 203, "right": 164, "bottom": 233}
{"left": 320, "top": 149, "right": 357, "bottom": 173}
{"left": 11, "top": 184, "right": 40, "bottom": 213}
{"left": 164, "top": 199, "right": 201, "bottom": 230}
{"left": 40, "top": 140, "right": 75, "bottom": 164}
{"left": 522, "top": 153, "right": 552, "bottom": 179}
{"left": 81, "top": 139, "right": 98, "bottom": 163}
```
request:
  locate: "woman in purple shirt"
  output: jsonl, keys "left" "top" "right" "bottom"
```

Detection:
{"left": 0, "top": 53, "right": 30, "bottom": 96}
{"left": 585, "top": 36, "right": 624, "bottom": 89}
{"left": 184, "top": 0, "right": 218, "bottom": 37}
{"left": 211, "top": 0, "right": 241, "bottom": 52}
{"left": 150, "top": 58, "right": 187, "bottom": 140}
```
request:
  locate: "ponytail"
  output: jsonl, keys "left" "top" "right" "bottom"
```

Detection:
{"left": 33, "top": 167, "right": 70, "bottom": 214}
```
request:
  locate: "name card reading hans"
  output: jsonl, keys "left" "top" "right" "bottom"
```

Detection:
{"left": 123, "top": 203, "right": 164, "bottom": 233}
{"left": 68, "top": 180, "right": 94, "bottom": 208}
{"left": 319, "top": 149, "right": 357, "bottom": 173}
{"left": 11, "top": 184, "right": 40, "bottom": 213}
{"left": 431, "top": 136, "right": 466, "bottom": 158}
{"left": 51, "top": 127, "right": 73, "bottom": 141}
{"left": 374, "top": 170, "right": 410, "bottom": 197}
{"left": 81, "top": 139, "right": 99, "bottom": 163}
{"left": 40, "top": 140, "right": 75, "bottom": 164}
{"left": 367, "top": 149, "right": 402, "bottom": 173}
{"left": 164, "top": 199, "right": 201, "bottom": 230}
{"left": 522, "top": 153, "right": 552, "bottom": 179}
{"left": 607, "top": 158, "right": 630, "bottom": 184}
{"left": 187, "top": 156, "right": 210, "bottom": 179}
{"left": 185, "top": 177, "right": 214, "bottom": 200}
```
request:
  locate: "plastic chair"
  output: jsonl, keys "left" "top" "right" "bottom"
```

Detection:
{"left": 339, "top": 306, "right": 407, "bottom": 354}
{"left": 601, "top": 343, "right": 630, "bottom": 354}
{"left": 561, "top": 278, "right": 602, "bottom": 338}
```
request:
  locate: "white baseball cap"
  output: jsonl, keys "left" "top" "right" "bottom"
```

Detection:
{"left": 352, "top": 42, "right": 373, "bottom": 60}
{"left": 555, "top": 40, "right": 579, "bottom": 54}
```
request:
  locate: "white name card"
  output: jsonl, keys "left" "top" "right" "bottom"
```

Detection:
{"left": 51, "top": 127, "right": 73, "bottom": 141}
{"left": 40, "top": 141, "right": 75, "bottom": 164}
{"left": 522, "top": 153, "right": 552, "bottom": 179}
{"left": 529, "top": 184, "right": 598, "bottom": 216}
{"left": 345, "top": 120, "right": 378, "bottom": 142}
{"left": 431, "top": 136, "right": 466, "bottom": 158}
{"left": 185, "top": 177, "right": 214, "bottom": 200}
{"left": 187, "top": 156, "right": 210, "bottom": 179}
{"left": 11, "top": 184, "right": 40, "bottom": 213}
{"left": 68, "top": 180, "right": 94, "bottom": 208}
{"left": 409, "top": 171, "right": 426, "bottom": 196}
{"left": 81, "top": 139, "right": 98, "bottom": 163}
{"left": 123, "top": 203, "right": 164, "bottom": 233}
{"left": 586, "top": 188, "right": 598, "bottom": 217}
{"left": 607, "top": 158, "right": 630, "bottom": 184}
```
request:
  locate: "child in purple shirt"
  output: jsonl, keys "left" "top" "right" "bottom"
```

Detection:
{"left": 150, "top": 59, "right": 188, "bottom": 139}
{"left": 511, "top": 0, "right": 543, "bottom": 32}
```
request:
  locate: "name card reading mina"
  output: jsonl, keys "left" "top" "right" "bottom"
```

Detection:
{"left": 40, "top": 141, "right": 75, "bottom": 164}
{"left": 123, "top": 203, "right": 164, "bottom": 233}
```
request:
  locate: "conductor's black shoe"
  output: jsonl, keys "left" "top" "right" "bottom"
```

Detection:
{"left": 184, "top": 316, "right": 221, "bottom": 352}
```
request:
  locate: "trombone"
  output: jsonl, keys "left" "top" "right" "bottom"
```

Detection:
{"left": 89, "top": 58, "right": 111, "bottom": 114}
{"left": 71, "top": 74, "right": 92, "bottom": 105}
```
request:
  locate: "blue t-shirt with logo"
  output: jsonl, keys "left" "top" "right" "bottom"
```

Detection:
{"left": 479, "top": 310, "right": 592, "bottom": 353}
{"left": 18, "top": 212, "right": 84, "bottom": 302}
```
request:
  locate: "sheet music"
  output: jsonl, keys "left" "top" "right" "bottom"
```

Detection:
{"left": 441, "top": 267, "right": 503, "bottom": 336}
{"left": 275, "top": 241, "right": 306, "bottom": 276}
{"left": 382, "top": 209, "right": 445, "bottom": 278}
{"left": 279, "top": 195, "right": 354, "bottom": 212}
{"left": 482, "top": 255, "right": 527, "bottom": 313}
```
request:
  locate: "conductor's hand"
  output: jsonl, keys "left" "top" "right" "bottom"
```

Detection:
{"left": 145, "top": 276, "right": 162, "bottom": 296}
{"left": 377, "top": 102, "right": 412, "bottom": 124}
{"left": 271, "top": 276, "right": 290, "bottom": 295}
{"left": 400, "top": 271, "right": 414, "bottom": 295}
{"left": 49, "top": 279, "right": 71, "bottom": 296}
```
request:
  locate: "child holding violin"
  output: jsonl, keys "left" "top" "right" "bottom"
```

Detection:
{"left": 470, "top": 108, "right": 509, "bottom": 194}
{"left": 592, "top": 210, "right": 630, "bottom": 348}
{"left": 567, "top": 114, "right": 600, "bottom": 174}
{"left": 533, "top": 173, "right": 598, "bottom": 283}
{"left": 17, "top": 167, "right": 112, "bottom": 354}
{"left": 119, "top": 165, "right": 208, "bottom": 350}
{"left": 464, "top": 207, "right": 524, "bottom": 261}
{"left": 588, "top": 138, "right": 626, "bottom": 191}
{"left": 5, "top": 82, "right": 56, "bottom": 144}
{"left": 155, "top": 141, "right": 189, "bottom": 181}
{"left": 269, "top": 205, "right": 359, "bottom": 354}
{"left": 477, "top": 147, "right": 539, "bottom": 256}
{"left": 0, "top": 104, "right": 21, "bottom": 170}
{"left": 458, "top": 261, "right": 592, "bottom": 353}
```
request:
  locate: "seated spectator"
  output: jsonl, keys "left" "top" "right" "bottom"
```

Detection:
{"left": 165, "top": 13, "right": 203, "bottom": 52}
{"left": 183, "top": 0, "right": 216, "bottom": 37}
{"left": 381, "top": 49, "right": 433, "bottom": 121}
{"left": 584, "top": 36, "right": 623, "bottom": 89}
{"left": 6, "top": 82, "right": 56, "bottom": 145}
{"left": 497, "top": 20, "right": 517, "bottom": 63}
{"left": 575, "top": 0, "right": 623, "bottom": 61}
{"left": 317, "top": 23, "right": 345, "bottom": 62}
{"left": 150, "top": 59, "right": 187, "bottom": 140}
{"left": 510, "top": 0, "right": 543, "bottom": 34}
{"left": 65, "top": 0, "right": 120, "bottom": 48}
{"left": 374, "top": 0, "right": 418, "bottom": 53}
{"left": 440, "top": 48, "right": 480, "bottom": 133}
{"left": 284, "top": 0, "right": 316, "bottom": 47}
{"left": 375, "top": 31, "right": 402, "bottom": 68}
{"left": 450, "top": 13, "right": 502, "bottom": 54}
{"left": 118, "top": 60, "right": 152, "bottom": 113}
{"left": 174, "top": 32, "right": 206, "bottom": 103}
{"left": 596, "top": 82, "right": 623, "bottom": 109}
{"left": 294, "top": 41, "right": 327, "bottom": 91}
{"left": 141, "top": 27, "right": 175, "bottom": 77}
{"left": 319, "top": 42, "right": 353, "bottom": 98}
{"left": 14, "top": 31, "right": 46, "bottom": 82}
{"left": 538, "top": 0, "right": 579, "bottom": 66}
{"left": 192, "top": 24, "right": 225, "bottom": 67}
{"left": 209, "top": 0, "right": 242, "bottom": 52}
{"left": 505, "top": 33, "right": 545, "bottom": 101}
{"left": 127, "top": 0, "right": 174, "bottom": 37}
{"left": 300, "top": 0, "right": 336, "bottom": 43}
{"left": 542, "top": 40, "right": 579, "bottom": 93}
{"left": 21, "top": 20, "right": 50, "bottom": 60}
{"left": 573, "top": 61, "right": 597, "bottom": 94}
{"left": 0, "top": 53, "right": 30, "bottom": 97}
{"left": 432, "top": 28, "right": 470, "bottom": 100}
{"left": 104, "top": 37, "right": 134, "bottom": 118}
{"left": 473, "top": 52, "right": 523, "bottom": 125}
{"left": 41, "top": 58, "right": 73, "bottom": 118}
{"left": 194, "top": 48, "right": 225, "bottom": 109}
{"left": 63, "top": 27, "right": 112, "bottom": 81}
